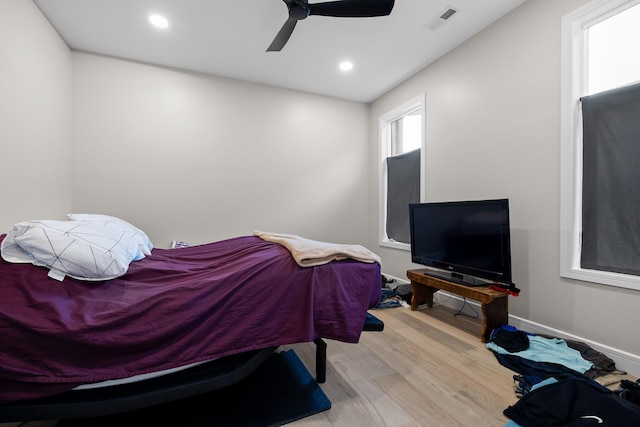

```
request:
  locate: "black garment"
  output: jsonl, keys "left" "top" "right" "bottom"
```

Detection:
{"left": 491, "top": 328, "right": 530, "bottom": 353}
{"left": 504, "top": 377, "right": 640, "bottom": 426}
{"left": 491, "top": 352, "right": 610, "bottom": 393}
{"left": 616, "top": 379, "right": 640, "bottom": 407}
{"left": 564, "top": 339, "right": 618, "bottom": 378}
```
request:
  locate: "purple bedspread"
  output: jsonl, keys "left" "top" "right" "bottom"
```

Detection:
{"left": 0, "top": 235, "right": 380, "bottom": 403}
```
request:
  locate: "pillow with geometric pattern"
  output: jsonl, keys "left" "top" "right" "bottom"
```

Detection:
{"left": 1, "top": 220, "right": 142, "bottom": 281}
{"left": 67, "top": 213, "right": 153, "bottom": 259}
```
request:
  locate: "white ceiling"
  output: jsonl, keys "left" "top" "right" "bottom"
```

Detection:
{"left": 33, "top": 0, "right": 526, "bottom": 103}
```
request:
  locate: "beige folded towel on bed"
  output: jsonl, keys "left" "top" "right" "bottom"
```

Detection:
{"left": 254, "top": 231, "right": 381, "bottom": 267}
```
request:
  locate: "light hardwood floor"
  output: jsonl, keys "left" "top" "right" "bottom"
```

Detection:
{"left": 286, "top": 303, "right": 518, "bottom": 426}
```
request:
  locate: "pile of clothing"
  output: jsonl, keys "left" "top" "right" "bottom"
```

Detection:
{"left": 374, "top": 275, "right": 412, "bottom": 309}
{"left": 486, "top": 325, "right": 640, "bottom": 426}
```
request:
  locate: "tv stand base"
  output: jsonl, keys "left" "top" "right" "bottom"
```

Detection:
{"left": 407, "top": 269, "right": 509, "bottom": 342}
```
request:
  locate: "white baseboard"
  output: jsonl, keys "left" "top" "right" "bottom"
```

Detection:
{"left": 410, "top": 286, "right": 640, "bottom": 378}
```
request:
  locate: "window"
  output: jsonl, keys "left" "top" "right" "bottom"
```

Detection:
{"left": 587, "top": 3, "right": 640, "bottom": 95}
{"left": 379, "top": 94, "right": 425, "bottom": 250}
{"left": 560, "top": 0, "right": 640, "bottom": 290}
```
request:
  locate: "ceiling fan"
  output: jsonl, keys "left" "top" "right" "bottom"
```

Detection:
{"left": 267, "top": 0, "right": 395, "bottom": 52}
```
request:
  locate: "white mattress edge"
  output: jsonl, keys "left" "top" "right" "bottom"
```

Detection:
{"left": 72, "top": 359, "right": 215, "bottom": 390}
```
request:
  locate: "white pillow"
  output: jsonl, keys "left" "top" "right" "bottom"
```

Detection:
{"left": 67, "top": 214, "right": 153, "bottom": 259}
{"left": 1, "top": 220, "right": 142, "bottom": 281}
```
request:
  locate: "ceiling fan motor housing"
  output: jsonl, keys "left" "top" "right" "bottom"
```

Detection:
{"left": 289, "top": 4, "right": 310, "bottom": 20}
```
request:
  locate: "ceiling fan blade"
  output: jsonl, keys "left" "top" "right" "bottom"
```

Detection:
{"left": 308, "top": 0, "right": 395, "bottom": 18}
{"left": 267, "top": 17, "right": 299, "bottom": 52}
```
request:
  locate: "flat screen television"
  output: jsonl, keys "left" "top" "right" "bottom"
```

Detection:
{"left": 409, "top": 199, "right": 512, "bottom": 287}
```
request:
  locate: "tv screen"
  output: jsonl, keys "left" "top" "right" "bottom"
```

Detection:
{"left": 409, "top": 199, "right": 512, "bottom": 286}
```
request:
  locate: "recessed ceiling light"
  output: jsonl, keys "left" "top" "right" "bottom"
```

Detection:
{"left": 339, "top": 61, "right": 354, "bottom": 72}
{"left": 149, "top": 14, "right": 169, "bottom": 29}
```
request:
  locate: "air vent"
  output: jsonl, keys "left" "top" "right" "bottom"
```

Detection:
{"left": 425, "top": 6, "right": 459, "bottom": 31}
{"left": 440, "top": 8, "right": 458, "bottom": 20}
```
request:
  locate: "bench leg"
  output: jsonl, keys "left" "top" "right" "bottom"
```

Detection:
{"left": 313, "top": 338, "right": 327, "bottom": 383}
{"left": 481, "top": 297, "right": 508, "bottom": 342}
{"left": 410, "top": 281, "right": 437, "bottom": 310}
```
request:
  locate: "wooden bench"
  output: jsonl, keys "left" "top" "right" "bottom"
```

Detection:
{"left": 407, "top": 269, "right": 509, "bottom": 342}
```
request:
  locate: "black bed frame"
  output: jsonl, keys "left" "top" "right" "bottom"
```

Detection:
{"left": 0, "top": 314, "right": 384, "bottom": 423}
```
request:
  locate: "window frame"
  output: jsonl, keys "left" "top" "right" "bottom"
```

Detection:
{"left": 378, "top": 94, "right": 426, "bottom": 250}
{"left": 560, "top": 0, "right": 640, "bottom": 291}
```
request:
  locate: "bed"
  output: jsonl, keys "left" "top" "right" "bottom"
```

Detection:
{"left": 0, "top": 221, "right": 381, "bottom": 422}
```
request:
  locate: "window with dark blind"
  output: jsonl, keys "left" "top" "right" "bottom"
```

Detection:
{"left": 560, "top": 0, "right": 640, "bottom": 290}
{"left": 580, "top": 82, "right": 640, "bottom": 275}
{"left": 386, "top": 149, "right": 420, "bottom": 243}
{"left": 379, "top": 94, "right": 424, "bottom": 250}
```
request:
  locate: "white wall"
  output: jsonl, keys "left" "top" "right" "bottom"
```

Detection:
{"left": 370, "top": 0, "right": 640, "bottom": 360}
{"left": 72, "top": 53, "right": 371, "bottom": 247}
{"left": 0, "top": 0, "right": 72, "bottom": 231}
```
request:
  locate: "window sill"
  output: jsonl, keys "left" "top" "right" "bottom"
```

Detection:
{"left": 380, "top": 239, "right": 410, "bottom": 251}
{"left": 561, "top": 267, "right": 640, "bottom": 292}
